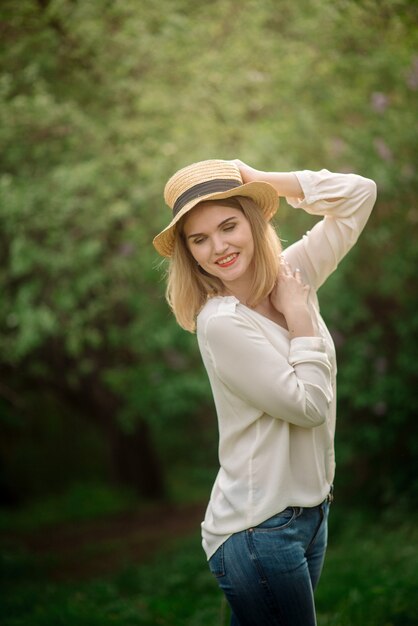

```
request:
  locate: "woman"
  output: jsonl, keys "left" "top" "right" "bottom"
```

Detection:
{"left": 153, "top": 159, "right": 377, "bottom": 626}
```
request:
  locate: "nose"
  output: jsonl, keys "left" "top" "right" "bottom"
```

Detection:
{"left": 212, "top": 233, "right": 228, "bottom": 256}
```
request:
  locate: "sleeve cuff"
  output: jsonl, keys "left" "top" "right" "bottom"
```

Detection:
{"left": 286, "top": 170, "right": 323, "bottom": 208}
{"left": 289, "top": 336, "right": 328, "bottom": 364}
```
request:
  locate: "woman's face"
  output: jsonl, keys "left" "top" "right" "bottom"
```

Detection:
{"left": 183, "top": 202, "right": 255, "bottom": 289}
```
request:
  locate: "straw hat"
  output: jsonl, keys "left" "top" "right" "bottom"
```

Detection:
{"left": 153, "top": 159, "right": 279, "bottom": 257}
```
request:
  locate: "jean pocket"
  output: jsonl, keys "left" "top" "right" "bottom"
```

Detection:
{"left": 253, "top": 507, "right": 301, "bottom": 532}
{"left": 208, "top": 543, "right": 225, "bottom": 578}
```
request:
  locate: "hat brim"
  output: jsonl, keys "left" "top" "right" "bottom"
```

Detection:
{"left": 153, "top": 180, "right": 279, "bottom": 257}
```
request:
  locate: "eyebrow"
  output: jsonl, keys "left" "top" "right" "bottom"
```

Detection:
{"left": 186, "top": 216, "right": 237, "bottom": 240}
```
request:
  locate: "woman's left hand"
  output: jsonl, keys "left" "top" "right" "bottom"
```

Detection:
{"left": 231, "top": 159, "right": 303, "bottom": 198}
{"left": 231, "top": 159, "right": 264, "bottom": 184}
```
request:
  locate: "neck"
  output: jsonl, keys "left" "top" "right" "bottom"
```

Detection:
{"left": 220, "top": 263, "right": 256, "bottom": 305}
{"left": 221, "top": 281, "right": 253, "bottom": 305}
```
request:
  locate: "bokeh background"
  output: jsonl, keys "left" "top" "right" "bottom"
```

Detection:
{"left": 1, "top": 1, "right": 417, "bottom": 624}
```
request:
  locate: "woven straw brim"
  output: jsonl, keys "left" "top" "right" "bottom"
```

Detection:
{"left": 153, "top": 181, "right": 279, "bottom": 257}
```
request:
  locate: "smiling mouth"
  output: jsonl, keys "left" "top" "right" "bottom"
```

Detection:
{"left": 216, "top": 253, "right": 239, "bottom": 267}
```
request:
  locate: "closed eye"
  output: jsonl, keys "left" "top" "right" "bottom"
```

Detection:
{"left": 191, "top": 236, "right": 206, "bottom": 245}
{"left": 192, "top": 223, "right": 236, "bottom": 243}
{"left": 186, "top": 216, "right": 238, "bottom": 245}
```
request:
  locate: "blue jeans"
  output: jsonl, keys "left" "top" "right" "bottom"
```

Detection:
{"left": 208, "top": 500, "right": 330, "bottom": 626}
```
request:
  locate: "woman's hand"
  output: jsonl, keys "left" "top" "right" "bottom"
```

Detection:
{"left": 270, "top": 260, "right": 316, "bottom": 338}
{"left": 271, "top": 260, "right": 310, "bottom": 313}
{"left": 231, "top": 159, "right": 264, "bottom": 184}
{"left": 231, "top": 159, "right": 304, "bottom": 199}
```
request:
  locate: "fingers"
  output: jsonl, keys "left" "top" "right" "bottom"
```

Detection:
{"left": 283, "top": 263, "right": 292, "bottom": 277}
{"left": 280, "top": 257, "right": 302, "bottom": 280}
{"left": 279, "top": 256, "right": 291, "bottom": 274}
{"left": 230, "top": 159, "right": 245, "bottom": 167}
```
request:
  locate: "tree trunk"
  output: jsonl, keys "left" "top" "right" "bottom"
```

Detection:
{"left": 112, "top": 419, "right": 166, "bottom": 499}
{"left": 81, "top": 375, "right": 166, "bottom": 500}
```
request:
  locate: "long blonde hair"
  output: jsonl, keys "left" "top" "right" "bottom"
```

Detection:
{"left": 166, "top": 197, "right": 282, "bottom": 332}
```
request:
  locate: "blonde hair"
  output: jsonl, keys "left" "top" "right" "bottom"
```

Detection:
{"left": 166, "top": 197, "right": 282, "bottom": 332}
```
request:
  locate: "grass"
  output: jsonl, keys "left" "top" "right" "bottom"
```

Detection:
{"left": 1, "top": 503, "right": 417, "bottom": 626}
{"left": 315, "top": 509, "right": 418, "bottom": 625}
{"left": 0, "top": 482, "right": 137, "bottom": 532}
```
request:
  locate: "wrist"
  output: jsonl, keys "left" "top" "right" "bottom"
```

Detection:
{"left": 263, "top": 172, "right": 303, "bottom": 198}
{"left": 282, "top": 304, "right": 316, "bottom": 339}
{"left": 281, "top": 302, "right": 310, "bottom": 319}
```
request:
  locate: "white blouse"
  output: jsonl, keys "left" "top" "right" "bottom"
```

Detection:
{"left": 196, "top": 169, "right": 377, "bottom": 560}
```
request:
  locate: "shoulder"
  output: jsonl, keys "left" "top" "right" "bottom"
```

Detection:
{"left": 197, "top": 296, "right": 261, "bottom": 348}
{"left": 197, "top": 296, "right": 257, "bottom": 340}
{"left": 197, "top": 296, "right": 238, "bottom": 332}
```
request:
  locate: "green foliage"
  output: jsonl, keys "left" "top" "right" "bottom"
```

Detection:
{"left": 1, "top": 511, "right": 418, "bottom": 625}
{"left": 0, "top": 482, "right": 135, "bottom": 532}
{"left": 0, "top": 0, "right": 417, "bottom": 504}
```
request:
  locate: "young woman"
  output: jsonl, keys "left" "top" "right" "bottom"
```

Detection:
{"left": 153, "top": 159, "right": 377, "bottom": 626}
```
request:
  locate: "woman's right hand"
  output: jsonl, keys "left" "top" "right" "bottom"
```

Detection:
{"left": 270, "top": 260, "right": 316, "bottom": 338}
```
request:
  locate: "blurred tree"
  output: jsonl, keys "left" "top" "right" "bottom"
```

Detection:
{"left": 0, "top": 0, "right": 417, "bottom": 506}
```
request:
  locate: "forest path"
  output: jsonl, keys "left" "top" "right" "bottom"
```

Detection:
{"left": 3, "top": 502, "right": 206, "bottom": 582}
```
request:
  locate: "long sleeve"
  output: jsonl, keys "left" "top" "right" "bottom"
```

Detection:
{"left": 283, "top": 169, "right": 377, "bottom": 289}
{"left": 200, "top": 309, "right": 333, "bottom": 429}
